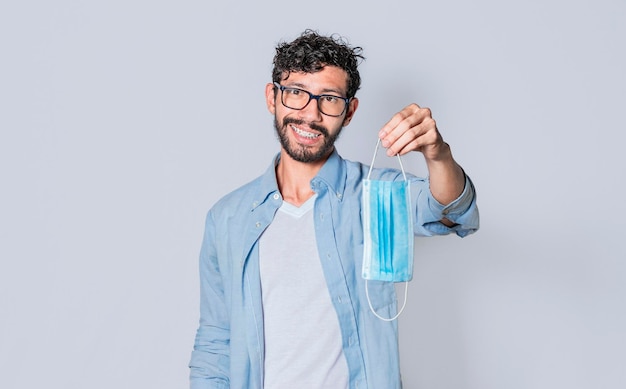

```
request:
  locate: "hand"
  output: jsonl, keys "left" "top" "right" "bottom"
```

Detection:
{"left": 379, "top": 103, "right": 465, "bottom": 207}
{"left": 378, "top": 103, "right": 447, "bottom": 162}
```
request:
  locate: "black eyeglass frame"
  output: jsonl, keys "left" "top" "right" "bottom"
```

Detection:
{"left": 273, "top": 82, "right": 351, "bottom": 117}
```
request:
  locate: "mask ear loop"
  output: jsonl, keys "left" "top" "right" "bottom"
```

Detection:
{"left": 366, "top": 279, "right": 409, "bottom": 321}
{"left": 364, "top": 138, "right": 410, "bottom": 321}
{"left": 367, "top": 138, "right": 408, "bottom": 180}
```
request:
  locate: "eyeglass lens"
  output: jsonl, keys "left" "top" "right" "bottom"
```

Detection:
{"left": 280, "top": 87, "right": 347, "bottom": 116}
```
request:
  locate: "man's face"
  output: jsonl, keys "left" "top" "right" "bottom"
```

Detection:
{"left": 265, "top": 66, "right": 359, "bottom": 163}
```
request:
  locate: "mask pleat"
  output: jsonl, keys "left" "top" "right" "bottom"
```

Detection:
{"left": 386, "top": 182, "right": 395, "bottom": 275}
{"left": 377, "top": 182, "right": 387, "bottom": 275}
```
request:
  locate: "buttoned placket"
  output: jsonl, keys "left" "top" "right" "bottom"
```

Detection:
{"left": 243, "top": 191, "right": 284, "bottom": 387}
{"left": 312, "top": 179, "right": 368, "bottom": 388}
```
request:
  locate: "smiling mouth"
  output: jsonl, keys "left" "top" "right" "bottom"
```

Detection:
{"left": 291, "top": 124, "right": 321, "bottom": 139}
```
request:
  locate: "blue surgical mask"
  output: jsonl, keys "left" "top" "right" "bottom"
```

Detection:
{"left": 362, "top": 139, "right": 414, "bottom": 320}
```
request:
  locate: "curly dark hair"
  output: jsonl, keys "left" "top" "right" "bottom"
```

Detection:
{"left": 272, "top": 29, "right": 365, "bottom": 98}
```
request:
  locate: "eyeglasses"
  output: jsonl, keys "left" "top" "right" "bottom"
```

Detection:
{"left": 273, "top": 82, "right": 350, "bottom": 117}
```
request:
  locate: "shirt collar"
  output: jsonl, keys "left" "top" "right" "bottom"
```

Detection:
{"left": 312, "top": 149, "right": 346, "bottom": 201}
{"left": 254, "top": 149, "right": 347, "bottom": 211}
{"left": 252, "top": 154, "right": 281, "bottom": 210}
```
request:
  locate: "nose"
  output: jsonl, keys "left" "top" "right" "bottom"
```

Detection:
{"left": 297, "top": 97, "right": 323, "bottom": 122}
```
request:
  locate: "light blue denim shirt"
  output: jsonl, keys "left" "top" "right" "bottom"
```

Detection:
{"left": 190, "top": 149, "right": 479, "bottom": 389}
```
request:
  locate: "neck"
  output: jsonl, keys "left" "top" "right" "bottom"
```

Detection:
{"left": 276, "top": 149, "right": 331, "bottom": 206}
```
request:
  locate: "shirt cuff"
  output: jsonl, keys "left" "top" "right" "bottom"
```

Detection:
{"left": 423, "top": 174, "right": 479, "bottom": 237}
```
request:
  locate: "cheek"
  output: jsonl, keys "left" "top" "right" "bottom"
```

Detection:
{"left": 273, "top": 103, "right": 292, "bottom": 120}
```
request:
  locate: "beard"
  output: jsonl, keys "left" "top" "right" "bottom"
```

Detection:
{"left": 274, "top": 116, "right": 343, "bottom": 163}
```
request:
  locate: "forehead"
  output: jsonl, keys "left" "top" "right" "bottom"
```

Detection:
{"left": 280, "top": 66, "right": 349, "bottom": 94}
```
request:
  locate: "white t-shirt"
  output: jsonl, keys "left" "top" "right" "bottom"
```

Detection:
{"left": 259, "top": 195, "right": 349, "bottom": 389}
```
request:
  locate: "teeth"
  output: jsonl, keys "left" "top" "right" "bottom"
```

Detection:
{"left": 292, "top": 125, "right": 320, "bottom": 139}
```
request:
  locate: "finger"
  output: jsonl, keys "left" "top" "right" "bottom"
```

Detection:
{"left": 378, "top": 104, "right": 421, "bottom": 138}
{"left": 380, "top": 105, "right": 433, "bottom": 147}
{"left": 386, "top": 126, "right": 424, "bottom": 156}
{"left": 397, "top": 126, "right": 440, "bottom": 155}
{"left": 387, "top": 118, "right": 439, "bottom": 156}
{"left": 383, "top": 112, "right": 434, "bottom": 154}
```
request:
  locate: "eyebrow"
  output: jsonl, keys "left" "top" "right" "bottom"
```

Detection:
{"left": 286, "top": 82, "right": 345, "bottom": 96}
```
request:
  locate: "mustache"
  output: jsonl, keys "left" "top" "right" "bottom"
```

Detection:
{"left": 282, "top": 118, "right": 329, "bottom": 137}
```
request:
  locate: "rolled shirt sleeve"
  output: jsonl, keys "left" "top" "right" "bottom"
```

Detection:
{"left": 418, "top": 174, "right": 479, "bottom": 237}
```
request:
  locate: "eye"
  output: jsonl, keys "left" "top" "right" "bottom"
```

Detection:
{"left": 321, "top": 95, "right": 340, "bottom": 104}
{"left": 285, "top": 88, "right": 302, "bottom": 96}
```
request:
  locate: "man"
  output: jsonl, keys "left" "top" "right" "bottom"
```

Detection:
{"left": 190, "top": 30, "right": 479, "bottom": 389}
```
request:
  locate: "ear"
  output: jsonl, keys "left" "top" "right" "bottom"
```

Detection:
{"left": 265, "top": 83, "right": 277, "bottom": 114}
{"left": 342, "top": 97, "right": 359, "bottom": 126}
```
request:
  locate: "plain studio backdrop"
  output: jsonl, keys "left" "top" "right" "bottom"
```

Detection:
{"left": 1, "top": 0, "right": 624, "bottom": 388}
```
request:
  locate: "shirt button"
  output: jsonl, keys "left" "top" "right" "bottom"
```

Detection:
{"left": 255, "top": 222, "right": 261, "bottom": 228}
{"left": 442, "top": 209, "right": 449, "bottom": 215}
{"left": 273, "top": 193, "right": 280, "bottom": 200}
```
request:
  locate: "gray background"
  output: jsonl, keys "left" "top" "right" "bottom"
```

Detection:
{"left": 1, "top": 0, "right": 624, "bottom": 388}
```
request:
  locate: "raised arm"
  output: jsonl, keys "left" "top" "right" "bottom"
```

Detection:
{"left": 378, "top": 103, "right": 467, "bottom": 226}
